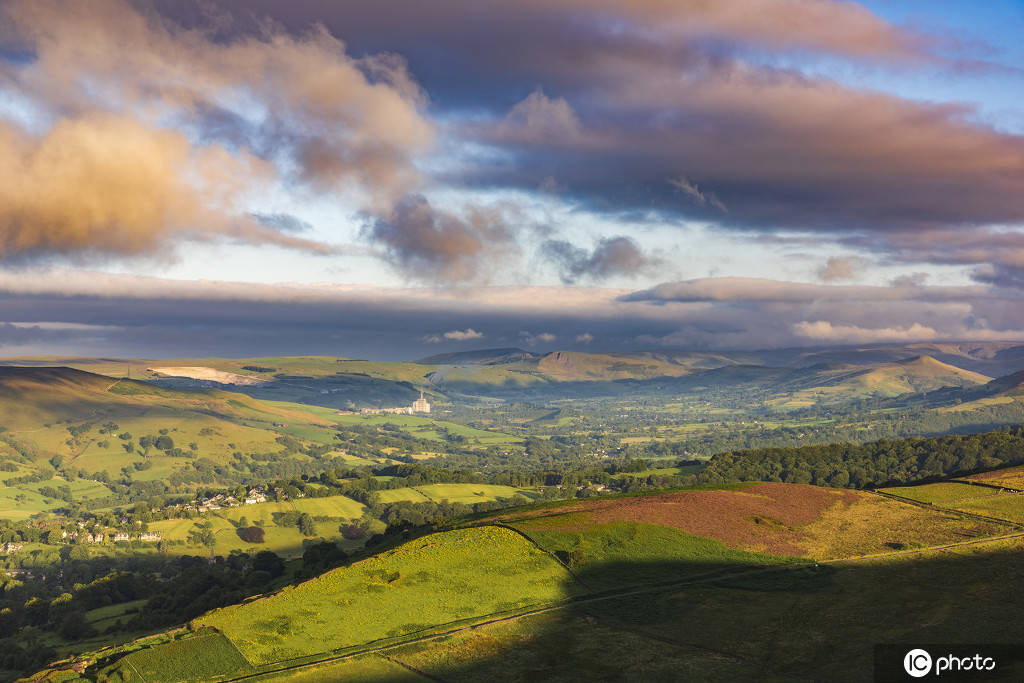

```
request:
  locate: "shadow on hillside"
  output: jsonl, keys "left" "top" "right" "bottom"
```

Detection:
{"left": 377, "top": 546, "right": 1024, "bottom": 683}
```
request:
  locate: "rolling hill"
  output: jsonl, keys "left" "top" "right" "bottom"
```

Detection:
{"left": 24, "top": 475, "right": 1024, "bottom": 682}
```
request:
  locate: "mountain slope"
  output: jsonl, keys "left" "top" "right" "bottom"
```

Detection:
{"left": 26, "top": 479, "right": 1024, "bottom": 682}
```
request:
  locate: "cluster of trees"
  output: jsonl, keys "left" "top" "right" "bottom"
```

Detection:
{"left": 699, "top": 427, "right": 1024, "bottom": 489}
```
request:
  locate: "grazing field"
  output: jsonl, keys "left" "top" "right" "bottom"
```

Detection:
{"left": 329, "top": 413, "right": 522, "bottom": 445}
{"left": 375, "top": 484, "right": 538, "bottom": 505}
{"left": 0, "top": 486, "right": 62, "bottom": 519}
{"left": 513, "top": 520, "right": 801, "bottom": 589}
{"left": 84, "top": 600, "right": 147, "bottom": 631}
{"left": 945, "top": 494, "right": 1024, "bottom": 523}
{"left": 147, "top": 515, "right": 345, "bottom": 558}
{"left": 194, "top": 526, "right": 582, "bottom": 665}
{"left": 879, "top": 481, "right": 1000, "bottom": 504}
{"left": 112, "top": 631, "right": 254, "bottom": 682}
{"left": 215, "top": 494, "right": 367, "bottom": 524}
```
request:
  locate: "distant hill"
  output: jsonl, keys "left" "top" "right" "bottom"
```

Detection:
{"left": 415, "top": 347, "right": 538, "bottom": 365}
{"left": 0, "top": 365, "right": 343, "bottom": 482}
{"left": 844, "top": 355, "right": 991, "bottom": 394}
{"left": 980, "top": 369, "right": 1024, "bottom": 397}
{"left": 532, "top": 351, "right": 694, "bottom": 381}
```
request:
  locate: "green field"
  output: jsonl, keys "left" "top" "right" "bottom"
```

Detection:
{"left": 114, "top": 631, "right": 254, "bottom": 682}
{"left": 328, "top": 413, "right": 522, "bottom": 445}
{"left": 375, "top": 484, "right": 538, "bottom": 505}
{"left": 215, "top": 495, "right": 366, "bottom": 523}
{"left": 514, "top": 519, "right": 802, "bottom": 589}
{"left": 147, "top": 515, "right": 353, "bottom": 558}
{"left": 194, "top": 526, "right": 582, "bottom": 665}
{"left": 84, "top": 599, "right": 147, "bottom": 631}
{"left": 0, "top": 486, "right": 63, "bottom": 519}
{"left": 880, "top": 481, "right": 1001, "bottom": 504}
{"left": 946, "top": 494, "right": 1024, "bottom": 523}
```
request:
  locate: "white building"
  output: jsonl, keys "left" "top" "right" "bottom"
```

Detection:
{"left": 412, "top": 391, "right": 431, "bottom": 413}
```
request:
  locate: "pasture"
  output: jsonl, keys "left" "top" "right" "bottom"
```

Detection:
{"left": 147, "top": 515, "right": 348, "bottom": 558}
{"left": 880, "top": 481, "right": 1000, "bottom": 504}
{"left": 946, "top": 494, "right": 1024, "bottom": 523}
{"left": 112, "top": 630, "right": 254, "bottom": 682}
{"left": 515, "top": 520, "right": 801, "bottom": 589}
{"left": 375, "top": 484, "right": 538, "bottom": 505}
{"left": 194, "top": 526, "right": 582, "bottom": 665}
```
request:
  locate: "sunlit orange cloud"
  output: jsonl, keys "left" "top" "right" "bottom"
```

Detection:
{"left": 0, "top": 0, "right": 435, "bottom": 261}
{"left": 0, "top": 114, "right": 342, "bottom": 257}
{"left": 550, "top": 0, "right": 931, "bottom": 61}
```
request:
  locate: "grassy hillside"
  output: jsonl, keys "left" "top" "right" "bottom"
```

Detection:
{"left": 0, "top": 367, "right": 338, "bottom": 480}
{"left": 25, "top": 475, "right": 1024, "bottom": 682}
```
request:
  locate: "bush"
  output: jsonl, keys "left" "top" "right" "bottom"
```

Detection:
{"left": 341, "top": 524, "right": 367, "bottom": 540}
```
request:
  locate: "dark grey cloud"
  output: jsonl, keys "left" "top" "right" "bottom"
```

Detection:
{"left": 0, "top": 270, "right": 1021, "bottom": 359}
{"left": 137, "top": 0, "right": 1024, "bottom": 250}
{"left": 541, "top": 236, "right": 660, "bottom": 283}
{"left": 363, "top": 194, "right": 518, "bottom": 282}
{"left": 3, "top": 0, "right": 1024, "bottom": 289}
{"left": 249, "top": 213, "right": 313, "bottom": 234}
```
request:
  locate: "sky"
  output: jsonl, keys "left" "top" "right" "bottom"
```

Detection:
{"left": 0, "top": 0, "right": 1022, "bottom": 359}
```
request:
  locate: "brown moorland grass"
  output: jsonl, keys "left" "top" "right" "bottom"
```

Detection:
{"left": 497, "top": 483, "right": 857, "bottom": 556}
{"left": 962, "top": 465, "right": 1024, "bottom": 490}
{"left": 799, "top": 495, "right": 1003, "bottom": 559}
{"left": 495, "top": 483, "right": 1006, "bottom": 559}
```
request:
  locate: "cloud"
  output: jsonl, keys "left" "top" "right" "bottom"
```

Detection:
{"left": 364, "top": 194, "right": 519, "bottom": 282}
{"left": 541, "top": 236, "right": 660, "bottom": 283}
{"left": 0, "top": 268, "right": 1020, "bottom": 357}
{"left": 621, "top": 277, "right": 986, "bottom": 304}
{"left": 425, "top": 328, "right": 484, "bottom": 343}
{"left": 668, "top": 177, "right": 727, "bottom": 212}
{"left": 496, "top": 88, "right": 582, "bottom": 143}
{"left": 575, "top": 332, "right": 594, "bottom": 344}
{"left": 0, "top": 114, "right": 337, "bottom": 258}
{"left": 890, "top": 272, "right": 930, "bottom": 288}
{"left": 564, "top": 0, "right": 931, "bottom": 62}
{"left": 520, "top": 331, "right": 557, "bottom": 346}
{"left": 249, "top": 213, "right": 313, "bottom": 234}
{"left": 817, "top": 256, "right": 865, "bottom": 283}
{"left": 792, "top": 320, "right": 938, "bottom": 343}
{"left": 0, "top": 0, "right": 433, "bottom": 261}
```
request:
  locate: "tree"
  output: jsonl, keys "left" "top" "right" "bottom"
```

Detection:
{"left": 253, "top": 550, "right": 285, "bottom": 578}
{"left": 59, "top": 611, "right": 93, "bottom": 640}
{"left": 155, "top": 435, "right": 174, "bottom": 451}
{"left": 239, "top": 526, "right": 265, "bottom": 543}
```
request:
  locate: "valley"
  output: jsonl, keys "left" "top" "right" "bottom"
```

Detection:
{"left": 3, "top": 342, "right": 1024, "bottom": 681}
